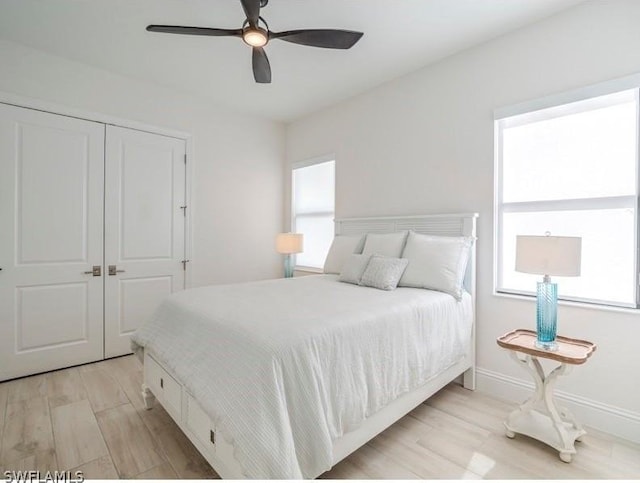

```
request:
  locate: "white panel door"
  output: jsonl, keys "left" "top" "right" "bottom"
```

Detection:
{"left": 0, "top": 104, "right": 105, "bottom": 381}
{"left": 104, "top": 126, "right": 186, "bottom": 357}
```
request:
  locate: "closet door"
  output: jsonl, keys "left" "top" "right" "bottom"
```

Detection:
{"left": 0, "top": 104, "right": 105, "bottom": 381}
{"left": 104, "top": 126, "right": 186, "bottom": 357}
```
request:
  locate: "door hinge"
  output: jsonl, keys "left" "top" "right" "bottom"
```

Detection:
{"left": 181, "top": 259, "right": 190, "bottom": 271}
{"left": 180, "top": 205, "right": 187, "bottom": 216}
{"left": 184, "top": 154, "right": 187, "bottom": 164}
{"left": 210, "top": 430, "right": 215, "bottom": 445}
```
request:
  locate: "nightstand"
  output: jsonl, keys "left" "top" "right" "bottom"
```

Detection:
{"left": 496, "top": 329, "right": 597, "bottom": 463}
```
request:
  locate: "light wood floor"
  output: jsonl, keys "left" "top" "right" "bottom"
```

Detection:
{"left": 0, "top": 356, "right": 638, "bottom": 479}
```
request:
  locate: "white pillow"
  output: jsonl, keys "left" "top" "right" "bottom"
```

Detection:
{"left": 399, "top": 231, "right": 473, "bottom": 299}
{"left": 360, "top": 255, "right": 409, "bottom": 291}
{"left": 338, "top": 254, "right": 371, "bottom": 285}
{"left": 362, "top": 231, "right": 408, "bottom": 258}
{"left": 323, "top": 235, "right": 366, "bottom": 274}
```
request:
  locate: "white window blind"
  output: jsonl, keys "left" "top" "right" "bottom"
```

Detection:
{"left": 496, "top": 89, "right": 639, "bottom": 308}
{"left": 292, "top": 159, "right": 335, "bottom": 269}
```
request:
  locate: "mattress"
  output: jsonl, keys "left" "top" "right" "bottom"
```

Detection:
{"left": 131, "top": 274, "right": 473, "bottom": 479}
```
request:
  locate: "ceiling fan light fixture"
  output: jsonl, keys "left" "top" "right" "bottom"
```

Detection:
{"left": 243, "top": 28, "right": 268, "bottom": 47}
{"left": 146, "top": 0, "right": 363, "bottom": 83}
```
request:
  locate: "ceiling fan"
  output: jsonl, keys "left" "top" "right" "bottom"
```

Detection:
{"left": 146, "top": 0, "right": 363, "bottom": 84}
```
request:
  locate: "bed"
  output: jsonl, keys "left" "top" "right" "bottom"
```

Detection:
{"left": 131, "top": 213, "right": 478, "bottom": 479}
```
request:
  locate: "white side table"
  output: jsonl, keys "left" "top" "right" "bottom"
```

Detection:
{"left": 497, "top": 329, "right": 597, "bottom": 463}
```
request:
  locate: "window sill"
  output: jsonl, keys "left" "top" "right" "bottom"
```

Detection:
{"left": 492, "top": 291, "right": 639, "bottom": 315}
{"left": 294, "top": 266, "right": 324, "bottom": 274}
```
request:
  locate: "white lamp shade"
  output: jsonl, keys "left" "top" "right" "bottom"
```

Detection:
{"left": 515, "top": 235, "right": 582, "bottom": 277}
{"left": 276, "top": 233, "right": 304, "bottom": 254}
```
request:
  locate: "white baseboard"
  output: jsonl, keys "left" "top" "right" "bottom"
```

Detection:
{"left": 476, "top": 367, "right": 640, "bottom": 444}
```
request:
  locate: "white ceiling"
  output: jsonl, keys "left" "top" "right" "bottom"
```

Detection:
{"left": 0, "top": 0, "right": 584, "bottom": 122}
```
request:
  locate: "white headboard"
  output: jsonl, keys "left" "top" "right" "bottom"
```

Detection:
{"left": 335, "top": 213, "right": 479, "bottom": 294}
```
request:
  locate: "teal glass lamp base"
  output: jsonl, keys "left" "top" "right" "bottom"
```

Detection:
{"left": 283, "top": 254, "right": 294, "bottom": 278}
{"left": 535, "top": 339, "right": 559, "bottom": 351}
{"left": 535, "top": 277, "right": 558, "bottom": 351}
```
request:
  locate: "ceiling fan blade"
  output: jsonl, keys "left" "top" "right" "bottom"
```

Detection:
{"left": 240, "top": 0, "right": 261, "bottom": 27}
{"left": 252, "top": 47, "right": 271, "bottom": 84}
{"left": 270, "top": 29, "right": 363, "bottom": 49}
{"left": 146, "top": 25, "right": 243, "bottom": 37}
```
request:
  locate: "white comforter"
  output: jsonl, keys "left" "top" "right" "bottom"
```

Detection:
{"left": 131, "top": 275, "right": 472, "bottom": 479}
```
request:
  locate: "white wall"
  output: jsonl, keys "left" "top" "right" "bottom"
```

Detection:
{"left": 0, "top": 38, "right": 285, "bottom": 287}
{"left": 286, "top": 0, "right": 640, "bottom": 442}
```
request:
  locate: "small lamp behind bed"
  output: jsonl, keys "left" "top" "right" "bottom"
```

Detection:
{"left": 276, "top": 233, "right": 304, "bottom": 278}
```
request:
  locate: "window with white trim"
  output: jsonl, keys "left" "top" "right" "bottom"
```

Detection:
{"left": 292, "top": 158, "right": 335, "bottom": 270}
{"left": 496, "top": 89, "right": 639, "bottom": 308}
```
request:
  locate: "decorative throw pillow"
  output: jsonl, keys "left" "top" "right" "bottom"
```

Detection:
{"left": 323, "top": 235, "right": 366, "bottom": 274}
{"left": 338, "top": 254, "right": 371, "bottom": 285}
{"left": 361, "top": 231, "right": 408, "bottom": 258}
{"left": 359, "top": 255, "right": 409, "bottom": 291}
{"left": 399, "top": 231, "right": 473, "bottom": 299}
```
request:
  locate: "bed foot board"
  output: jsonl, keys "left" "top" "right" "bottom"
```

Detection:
{"left": 142, "top": 384, "right": 156, "bottom": 410}
{"left": 463, "top": 366, "right": 476, "bottom": 391}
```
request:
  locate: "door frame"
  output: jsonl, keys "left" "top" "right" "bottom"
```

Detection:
{"left": 0, "top": 90, "right": 194, "bottom": 289}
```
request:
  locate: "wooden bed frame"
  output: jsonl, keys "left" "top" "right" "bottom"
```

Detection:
{"left": 140, "top": 213, "right": 478, "bottom": 478}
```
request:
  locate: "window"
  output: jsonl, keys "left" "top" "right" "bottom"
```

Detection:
{"left": 292, "top": 158, "right": 335, "bottom": 270}
{"left": 496, "top": 89, "right": 639, "bottom": 308}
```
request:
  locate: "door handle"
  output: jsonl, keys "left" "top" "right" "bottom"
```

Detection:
{"left": 83, "top": 266, "right": 102, "bottom": 276}
{"left": 108, "top": 265, "right": 126, "bottom": 276}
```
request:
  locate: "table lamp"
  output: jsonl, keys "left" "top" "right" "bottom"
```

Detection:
{"left": 515, "top": 234, "right": 582, "bottom": 351}
{"left": 276, "top": 233, "right": 303, "bottom": 278}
